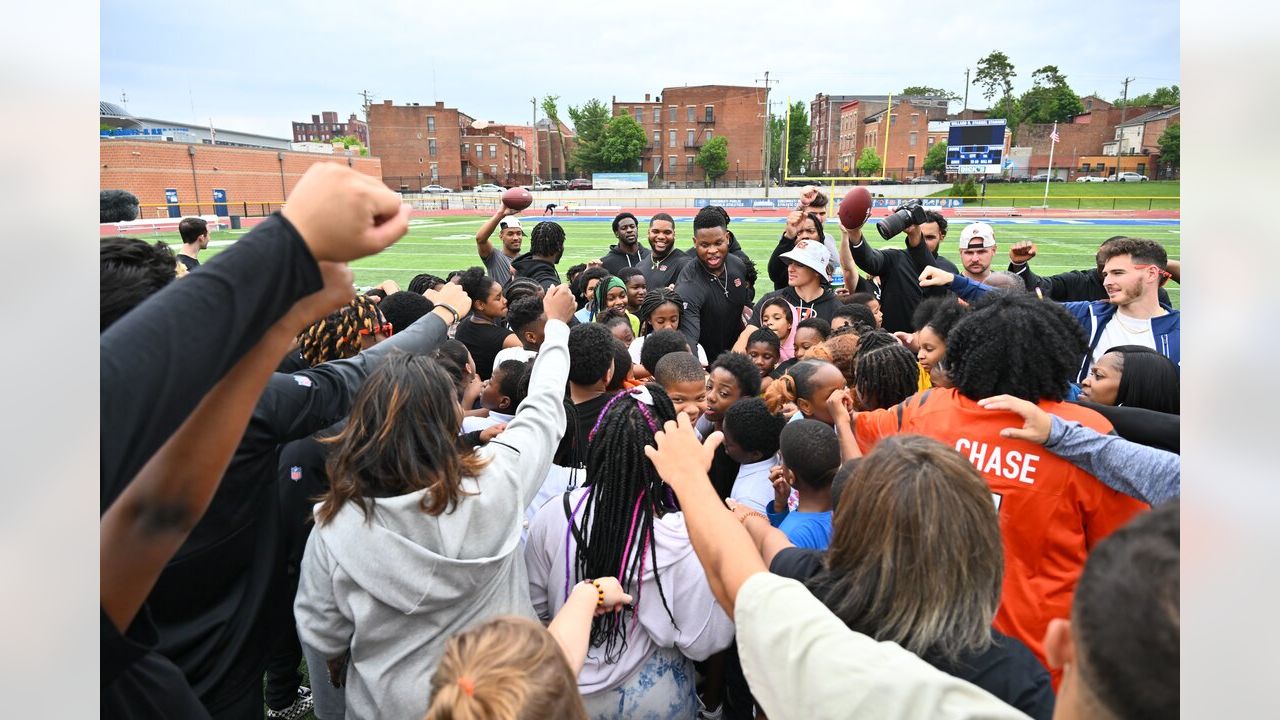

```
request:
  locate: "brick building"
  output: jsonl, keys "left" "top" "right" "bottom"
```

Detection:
{"left": 100, "top": 139, "right": 381, "bottom": 217}
{"left": 809, "top": 95, "right": 869, "bottom": 175}
{"left": 612, "top": 85, "right": 766, "bottom": 186}
{"left": 461, "top": 122, "right": 533, "bottom": 187}
{"left": 292, "top": 111, "right": 369, "bottom": 146}
{"left": 836, "top": 98, "right": 951, "bottom": 177}
{"left": 535, "top": 118, "right": 576, "bottom": 180}
{"left": 367, "top": 100, "right": 531, "bottom": 191}
{"left": 1019, "top": 105, "right": 1170, "bottom": 178}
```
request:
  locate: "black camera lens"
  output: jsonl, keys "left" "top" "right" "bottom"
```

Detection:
{"left": 876, "top": 208, "right": 911, "bottom": 239}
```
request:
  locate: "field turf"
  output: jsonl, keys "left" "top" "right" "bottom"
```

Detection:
{"left": 148, "top": 214, "right": 1181, "bottom": 307}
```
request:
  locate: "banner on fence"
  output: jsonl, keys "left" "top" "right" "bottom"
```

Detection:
{"left": 694, "top": 197, "right": 964, "bottom": 209}
{"left": 592, "top": 173, "right": 649, "bottom": 190}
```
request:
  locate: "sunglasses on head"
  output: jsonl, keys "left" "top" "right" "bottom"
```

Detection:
{"left": 1133, "top": 263, "right": 1173, "bottom": 280}
{"left": 358, "top": 323, "right": 394, "bottom": 337}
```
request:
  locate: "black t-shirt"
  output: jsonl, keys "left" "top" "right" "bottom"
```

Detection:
{"left": 455, "top": 316, "right": 514, "bottom": 381}
{"left": 101, "top": 608, "right": 210, "bottom": 720}
{"left": 177, "top": 254, "right": 199, "bottom": 271}
{"left": 769, "top": 548, "right": 1055, "bottom": 720}
{"left": 642, "top": 248, "right": 692, "bottom": 291}
{"left": 675, "top": 254, "right": 753, "bottom": 362}
{"left": 850, "top": 239, "right": 958, "bottom": 332}
{"left": 553, "top": 392, "right": 615, "bottom": 468}
{"left": 752, "top": 286, "right": 843, "bottom": 326}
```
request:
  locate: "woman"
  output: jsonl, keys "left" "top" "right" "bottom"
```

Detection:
{"left": 753, "top": 435, "right": 1056, "bottom": 719}
{"left": 593, "top": 275, "right": 640, "bottom": 335}
{"left": 455, "top": 266, "right": 518, "bottom": 381}
{"left": 525, "top": 385, "right": 735, "bottom": 718}
{"left": 1079, "top": 344, "right": 1180, "bottom": 414}
{"left": 295, "top": 290, "right": 574, "bottom": 720}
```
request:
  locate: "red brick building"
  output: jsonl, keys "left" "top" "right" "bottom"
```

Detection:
{"left": 612, "top": 85, "right": 766, "bottom": 186}
{"left": 367, "top": 101, "right": 530, "bottom": 191}
{"left": 100, "top": 139, "right": 381, "bottom": 217}
{"left": 1020, "top": 105, "right": 1169, "bottom": 178}
{"left": 461, "top": 122, "right": 533, "bottom": 187}
{"left": 836, "top": 98, "right": 951, "bottom": 178}
{"left": 535, "top": 118, "right": 576, "bottom": 180}
{"left": 809, "top": 95, "right": 872, "bottom": 175}
{"left": 292, "top": 111, "right": 369, "bottom": 146}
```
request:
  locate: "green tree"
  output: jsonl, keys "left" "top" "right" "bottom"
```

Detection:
{"left": 923, "top": 141, "right": 948, "bottom": 175}
{"left": 973, "top": 51, "right": 1016, "bottom": 104}
{"left": 599, "top": 114, "right": 648, "bottom": 172}
{"left": 1018, "top": 65, "right": 1084, "bottom": 124}
{"left": 767, "top": 114, "right": 785, "bottom": 181}
{"left": 1157, "top": 122, "right": 1179, "bottom": 170}
{"left": 695, "top": 135, "right": 729, "bottom": 183}
{"left": 1117, "top": 85, "right": 1179, "bottom": 107}
{"left": 855, "top": 147, "right": 883, "bottom": 177}
{"left": 566, "top": 98, "right": 611, "bottom": 173}
{"left": 901, "top": 86, "right": 960, "bottom": 102}
{"left": 332, "top": 135, "right": 361, "bottom": 148}
{"left": 785, "top": 101, "right": 811, "bottom": 175}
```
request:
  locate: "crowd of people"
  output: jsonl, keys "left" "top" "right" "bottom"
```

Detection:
{"left": 101, "top": 164, "right": 1180, "bottom": 720}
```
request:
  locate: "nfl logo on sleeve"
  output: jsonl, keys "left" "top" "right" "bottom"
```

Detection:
{"left": 290, "top": 466, "right": 302, "bottom": 482}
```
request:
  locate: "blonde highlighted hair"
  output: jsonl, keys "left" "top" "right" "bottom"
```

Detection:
{"left": 425, "top": 616, "right": 587, "bottom": 720}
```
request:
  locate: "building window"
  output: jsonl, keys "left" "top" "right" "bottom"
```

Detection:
{"left": 429, "top": 139, "right": 437, "bottom": 156}
{"left": 635, "top": 107, "right": 643, "bottom": 123}
{"left": 705, "top": 129, "right": 713, "bottom": 141}
{"left": 927, "top": 136, "right": 935, "bottom": 146}
{"left": 911, "top": 113, "right": 919, "bottom": 125}
{"left": 430, "top": 163, "right": 439, "bottom": 180}
{"left": 490, "top": 164, "right": 497, "bottom": 175}
{"left": 669, "top": 106, "right": 677, "bottom": 122}
{"left": 890, "top": 114, "right": 896, "bottom": 126}
{"left": 907, "top": 156, "right": 916, "bottom": 170}
{"left": 705, "top": 106, "right": 714, "bottom": 122}
{"left": 909, "top": 132, "right": 917, "bottom": 146}
{"left": 489, "top": 144, "right": 497, "bottom": 158}
{"left": 687, "top": 106, "right": 695, "bottom": 122}
{"left": 427, "top": 116, "right": 436, "bottom": 132}
{"left": 686, "top": 129, "right": 695, "bottom": 146}
{"left": 669, "top": 130, "right": 677, "bottom": 147}
{"left": 654, "top": 108, "right": 661, "bottom": 123}
{"left": 668, "top": 155, "right": 677, "bottom": 172}
{"left": 686, "top": 155, "right": 695, "bottom": 170}
{"left": 1137, "top": 163, "right": 1147, "bottom": 175}
{"left": 463, "top": 143, "right": 469, "bottom": 154}
{"left": 419, "top": 157, "right": 424, "bottom": 164}
{"left": 653, "top": 130, "right": 660, "bottom": 145}
{"left": 476, "top": 145, "right": 482, "bottom": 158}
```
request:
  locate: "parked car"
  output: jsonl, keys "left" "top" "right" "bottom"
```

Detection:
{"left": 532, "top": 181, "right": 553, "bottom": 190}
{"left": 908, "top": 175, "right": 939, "bottom": 184}
{"left": 474, "top": 183, "right": 505, "bottom": 193}
{"left": 567, "top": 178, "right": 593, "bottom": 190}
{"left": 422, "top": 184, "right": 453, "bottom": 193}
{"left": 1030, "top": 173, "right": 1065, "bottom": 183}
{"left": 549, "top": 179, "right": 569, "bottom": 190}
{"left": 1113, "top": 172, "right": 1149, "bottom": 182}
{"left": 1076, "top": 175, "right": 1107, "bottom": 183}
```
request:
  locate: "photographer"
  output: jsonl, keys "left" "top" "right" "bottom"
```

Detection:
{"left": 845, "top": 202, "right": 958, "bottom": 332}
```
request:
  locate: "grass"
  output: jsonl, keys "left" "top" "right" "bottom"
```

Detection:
{"left": 929, "top": 179, "right": 1180, "bottom": 210}
{"left": 146, "top": 214, "right": 1180, "bottom": 307}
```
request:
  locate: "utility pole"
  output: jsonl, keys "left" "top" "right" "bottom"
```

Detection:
{"left": 963, "top": 68, "right": 969, "bottom": 111}
{"left": 531, "top": 97, "right": 539, "bottom": 181}
{"left": 756, "top": 70, "right": 778, "bottom": 195}
{"left": 358, "top": 89, "right": 375, "bottom": 120}
{"left": 1115, "top": 77, "right": 1133, "bottom": 176}
{"left": 120, "top": 89, "right": 128, "bottom": 108}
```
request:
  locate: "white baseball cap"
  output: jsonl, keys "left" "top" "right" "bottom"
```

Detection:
{"left": 499, "top": 216, "right": 523, "bottom": 231}
{"left": 959, "top": 222, "right": 995, "bottom": 250}
{"left": 779, "top": 239, "right": 831, "bottom": 281}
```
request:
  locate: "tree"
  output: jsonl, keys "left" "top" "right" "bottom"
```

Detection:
{"left": 785, "top": 101, "right": 811, "bottom": 175}
{"left": 901, "top": 86, "right": 961, "bottom": 102}
{"left": 973, "top": 51, "right": 1016, "bottom": 104}
{"left": 1116, "top": 85, "right": 1179, "bottom": 107}
{"left": 1018, "top": 65, "right": 1084, "bottom": 124}
{"left": 541, "top": 95, "right": 569, "bottom": 178}
{"left": 767, "top": 114, "right": 785, "bottom": 181}
{"left": 1157, "top": 122, "right": 1179, "bottom": 170}
{"left": 566, "top": 98, "right": 611, "bottom": 173}
{"left": 923, "top": 141, "right": 948, "bottom": 176}
{"left": 599, "top": 114, "right": 647, "bottom": 172}
{"left": 855, "top": 147, "right": 883, "bottom": 177}
{"left": 695, "top": 135, "right": 729, "bottom": 183}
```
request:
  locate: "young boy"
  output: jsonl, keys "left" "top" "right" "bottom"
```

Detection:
{"left": 463, "top": 359, "right": 528, "bottom": 434}
{"left": 744, "top": 328, "right": 781, "bottom": 387}
{"left": 653, "top": 351, "right": 708, "bottom": 427}
{"left": 766, "top": 419, "right": 840, "bottom": 550}
{"left": 723, "top": 398, "right": 787, "bottom": 513}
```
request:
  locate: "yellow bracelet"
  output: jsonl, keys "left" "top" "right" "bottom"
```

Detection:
{"left": 590, "top": 579, "right": 605, "bottom": 607}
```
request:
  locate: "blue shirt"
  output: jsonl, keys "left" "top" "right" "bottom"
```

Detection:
{"left": 766, "top": 501, "right": 833, "bottom": 550}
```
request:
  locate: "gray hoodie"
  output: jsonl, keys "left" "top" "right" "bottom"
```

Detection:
{"left": 294, "top": 319, "right": 570, "bottom": 720}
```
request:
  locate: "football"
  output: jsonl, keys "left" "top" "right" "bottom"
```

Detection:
{"left": 838, "top": 187, "right": 873, "bottom": 229}
{"left": 501, "top": 187, "right": 533, "bottom": 212}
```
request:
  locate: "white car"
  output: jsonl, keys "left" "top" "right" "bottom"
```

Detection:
{"left": 473, "top": 183, "right": 505, "bottom": 193}
{"left": 422, "top": 184, "right": 453, "bottom": 193}
{"left": 532, "top": 181, "right": 553, "bottom": 190}
{"left": 1076, "top": 175, "right": 1107, "bottom": 182}
{"left": 1113, "top": 172, "right": 1149, "bottom": 182}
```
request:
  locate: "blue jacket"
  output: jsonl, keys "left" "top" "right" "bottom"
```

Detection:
{"left": 947, "top": 275, "right": 1180, "bottom": 382}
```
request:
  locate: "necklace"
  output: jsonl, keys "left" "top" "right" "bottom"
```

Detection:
{"left": 1113, "top": 311, "right": 1153, "bottom": 334}
{"left": 651, "top": 249, "right": 673, "bottom": 269}
{"left": 704, "top": 266, "right": 729, "bottom": 297}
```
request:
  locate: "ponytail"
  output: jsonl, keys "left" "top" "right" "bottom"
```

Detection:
{"left": 764, "top": 373, "right": 798, "bottom": 413}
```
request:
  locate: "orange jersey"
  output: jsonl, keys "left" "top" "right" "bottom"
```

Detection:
{"left": 854, "top": 388, "right": 1148, "bottom": 678}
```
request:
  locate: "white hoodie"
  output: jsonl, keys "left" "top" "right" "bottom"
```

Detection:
{"left": 294, "top": 320, "right": 570, "bottom": 720}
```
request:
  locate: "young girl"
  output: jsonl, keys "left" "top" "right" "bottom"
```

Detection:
{"left": 525, "top": 385, "right": 735, "bottom": 718}
{"left": 763, "top": 358, "right": 847, "bottom": 425}
{"left": 630, "top": 288, "right": 710, "bottom": 377}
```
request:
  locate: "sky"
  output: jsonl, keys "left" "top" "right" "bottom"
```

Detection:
{"left": 101, "top": 0, "right": 1180, "bottom": 138}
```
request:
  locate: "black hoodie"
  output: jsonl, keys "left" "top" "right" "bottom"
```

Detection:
{"left": 752, "top": 285, "right": 843, "bottom": 325}
{"left": 599, "top": 243, "right": 651, "bottom": 275}
{"left": 511, "top": 252, "right": 562, "bottom": 289}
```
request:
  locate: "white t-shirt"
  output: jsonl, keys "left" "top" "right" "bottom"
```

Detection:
{"left": 1093, "top": 312, "right": 1157, "bottom": 364}
{"left": 629, "top": 334, "right": 710, "bottom": 370}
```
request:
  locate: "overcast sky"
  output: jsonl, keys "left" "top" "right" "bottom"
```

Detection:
{"left": 101, "top": 0, "right": 1179, "bottom": 137}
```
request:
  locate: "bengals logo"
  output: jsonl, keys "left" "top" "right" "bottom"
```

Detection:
{"left": 733, "top": 278, "right": 742, "bottom": 287}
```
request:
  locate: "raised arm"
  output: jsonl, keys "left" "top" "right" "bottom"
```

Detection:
{"left": 849, "top": 226, "right": 891, "bottom": 277}
{"left": 475, "top": 205, "right": 519, "bottom": 260}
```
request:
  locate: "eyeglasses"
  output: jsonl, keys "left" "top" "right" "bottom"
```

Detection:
{"left": 359, "top": 323, "right": 394, "bottom": 337}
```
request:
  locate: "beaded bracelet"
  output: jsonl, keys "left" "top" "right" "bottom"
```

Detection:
{"left": 590, "top": 579, "right": 605, "bottom": 607}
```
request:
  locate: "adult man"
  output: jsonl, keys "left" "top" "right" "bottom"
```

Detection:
{"left": 676, "top": 206, "right": 754, "bottom": 361}
{"left": 474, "top": 206, "right": 524, "bottom": 286}
{"left": 766, "top": 187, "right": 836, "bottom": 289}
{"left": 689, "top": 205, "right": 750, "bottom": 263}
{"left": 752, "top": 238, "right": 842, "bottom": 324}
{"left": 925, "top": 237, "right": 1180, "bottom": 382}
{"left": 957, "top": 222, "right": 997, "bottom": 283}
{"left": 511, "top": 221, "right": 566, "bottom": 289}
{"left": 1007, "top": 236, "right": 1178, "bottom": 305}
{"left": 177, "top": 216, "right": 210, "bottom": 271}
{"left": 641, "top": 212, "right": 690, "bottom": 290}
{"left": 599, "top": 211, "right": 651, "bottom": 274}
{"left": 842, "top": 210, "right": 959, "bottom": 332}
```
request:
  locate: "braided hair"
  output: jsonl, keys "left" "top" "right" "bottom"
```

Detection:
{"left": 854, "top": 344, "right": 919, "bottom": 410}
{"left": 574, "top": 383, "right": 680, "bottom": 662}
{"left": 504, "top": 277, "right": 543, "bottom": 304}
{"left": 297, "top": 295, "right": 385, "bottom": 367}
{"left": 763, "top": 359, "right": 834, "bottom": 413}
{"left": 530, "top": 221, "right": 566, "bottom": 258}
{"left": 637, "top": 288, "right": 685, "bottom": 335}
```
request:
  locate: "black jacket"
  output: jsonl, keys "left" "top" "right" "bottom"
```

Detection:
{"left": 851, "top": 238, "right": 959, "bottom": 332}
{"left": 675, "top": 254, "right": 754, "bottom": 362}
{"left": 146, "top": 313, "right": 449, "bottom": 712}
{"left": 511, "top": 252, "right": 562, "bottom": 289}
{"left": 642, "top": 248, "right": 692, "bottom": 290}
{"left": 600, "top": 244, "right": 651, "bottom": 275}
{"left": 752, "top": 285, "right": 843, "bottom": 325}
{"left": 100, "top": 214, "right": 323, "bottom": 718}
{"left": 1010, "top": 263, "right": 1172, "bottom": 306}
{"left": 1073, "top": 400, "right": 1179, "bottom": 453}
{"left": 768, "top": 233, "right": 879, "bottom": 296}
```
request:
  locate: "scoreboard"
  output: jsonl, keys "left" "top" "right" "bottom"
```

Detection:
{"left": 946, "top": 119, "right": 1007, "bottom": 175}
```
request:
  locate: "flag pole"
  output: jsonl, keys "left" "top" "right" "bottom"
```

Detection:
{"left": 1042, "top": 122, "right": 1057, "bottom": 209}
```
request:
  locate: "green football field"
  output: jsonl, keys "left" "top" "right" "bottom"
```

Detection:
{"left": 146, "top": 214, "right": 1181, "bottom": 307}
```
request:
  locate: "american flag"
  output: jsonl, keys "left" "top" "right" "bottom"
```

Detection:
{"left": 1050, "top": 124, "right": 1060, "bottom": 144}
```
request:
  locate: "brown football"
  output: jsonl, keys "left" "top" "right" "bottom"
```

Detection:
{"left": 501, "top": 187, "right": 533, "bottom": 211}
{"left": 838, "top": 187, "right": 873, "bottom": 229}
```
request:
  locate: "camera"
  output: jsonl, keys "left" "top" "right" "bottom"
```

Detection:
{"left": 876, "top": 199, "right": 929, "bottom": 240}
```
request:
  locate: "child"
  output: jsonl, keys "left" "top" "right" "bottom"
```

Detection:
{"left": 831, "top": 303, "right": 876, "bottom": 333}
{"left": 756, "top": 296, "right": 796, "bottom": 361}
{"left": 605, "top": 339, "right": 641, "bottom": 392}
{"left": 631, "top": 289, "right": 709, "bottom": 376}
{"left": 763, "top": 358, "right": 847, "bottom": 426}
{"left": 766, "top": 419, "right": 840, "bottom": 550}
{"left": 743, "top": 328, "right": 781, "bottom": 393}
{"left": 847, "top": 291, "right": 884, "bottom": 328}
{"left": 425, "top": 578, "right": 631, "bottom": 720}
{"left": 772, "top": 317, "right": 831, "bottom": 378}
{"left": 616, "top": 267, "right": 648, "bottom": 315}
{"left": 597, "top": 308, "right": 635, "bottom": 348}
{"left": 653, "top": 351, "right": 708, "bottom": 427}
{"left": 853, "top": 344, "right": 919, "bottom": 411}
{"left": 462, "top": 358, "right": 528, "bottom": 433}
{"left": 592, "top": 276, "right": 640, "bottom": 335}
{"left": 703, "top": 351, "right": 761, "bottom": 432}
{"left": 722, "top": 398, "right": 787, "bottom": 513}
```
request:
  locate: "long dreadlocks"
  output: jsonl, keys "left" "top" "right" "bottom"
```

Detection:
{"left": 570, "top": 383, "right": 680, "bottom": 662}
{"left": 297, "top": 295, "right": 384, "bottom": 367}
